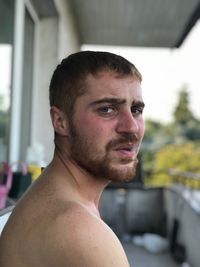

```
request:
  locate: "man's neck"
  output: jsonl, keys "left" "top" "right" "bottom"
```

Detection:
{"left": 49, "top": 151, "right": 110, "bottom": 211}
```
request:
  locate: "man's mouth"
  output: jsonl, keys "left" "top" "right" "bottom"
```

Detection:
{"left": 113, "top": 143, "right": 139, "bottom": 158}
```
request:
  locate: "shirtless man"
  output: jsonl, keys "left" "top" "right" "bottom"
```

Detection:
{"left": 0, "top": 51, "right": 145, "bottom": 267}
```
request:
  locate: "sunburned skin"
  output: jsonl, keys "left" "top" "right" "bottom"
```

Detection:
{"left": 0, "top": 69, "right": 144, "bottom": 267}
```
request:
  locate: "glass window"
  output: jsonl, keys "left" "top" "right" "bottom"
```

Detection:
{"left": 0, "top": 0, "right": 14, "bottom": 161}
{"left": 20, "top": 7, "right": 35, "bottom": 161}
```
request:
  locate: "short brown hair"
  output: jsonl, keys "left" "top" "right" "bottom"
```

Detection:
{"left": 49, "top": 50, "right": 142, "bottom": 116}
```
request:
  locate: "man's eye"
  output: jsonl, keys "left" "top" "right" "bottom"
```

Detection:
{"left": 98, "top": 106, "right": 116, "bottom": 115}
{"left": 131, "top": 106, "right": 143, "bottom": 115}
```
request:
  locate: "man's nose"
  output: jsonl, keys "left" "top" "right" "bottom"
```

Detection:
{"left": 116, "top": 110, "right": 140, "bottom": 135}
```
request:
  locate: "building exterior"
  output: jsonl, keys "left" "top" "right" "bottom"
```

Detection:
{"left": 0, "top": 0, "right": 80, "bottom": 165}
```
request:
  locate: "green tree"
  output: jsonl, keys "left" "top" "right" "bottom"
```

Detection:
{"left": 146, "top": 142, "right": 200, "bottom": 187}
{"left": 0, "top": 95, "right": 9, "bottom": 141}
{"left": 143, "top": 86, "right": 200, "bottom": 186}
{"left": 172, "top": 85, "right": 200, "bottom": 140}
{"left": 173, "top": 85, "right": 194, "bottom": 125}
{"left": 142, "top": 119, "right": 174, "bottom": 174}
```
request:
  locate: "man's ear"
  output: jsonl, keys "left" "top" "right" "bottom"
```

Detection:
{"left": 50, "top": 106, "right": 69, "bottom": 136}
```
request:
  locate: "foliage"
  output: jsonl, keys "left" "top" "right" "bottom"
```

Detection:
{"left": 173, "top": 85, "right": 194, "bottom": 125}
{"left": 0, "top": 111, "right": 9, "bottom": 140}
{"left": 0, "top": 95, "right": 9, "bottom": 142}
{"left": 155, "top": 142, "right": 200, "bottom": 173}
{"left": 143, "top": 85, "right": 200, "bottom": 188}
{"left": 145, "top": 142, "right": 200, "bottom": 187}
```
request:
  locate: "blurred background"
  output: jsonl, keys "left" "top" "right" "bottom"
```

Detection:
{"left": 0, "top": 1, "right": 200, "bottom": 266}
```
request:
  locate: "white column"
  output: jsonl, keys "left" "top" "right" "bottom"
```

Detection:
{"left": 8, "top": 0, "right": 25, "bottom": 164}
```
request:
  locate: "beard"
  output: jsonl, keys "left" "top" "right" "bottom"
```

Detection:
{"left": 68, "top": 120, "right": 140, "bottom": 183}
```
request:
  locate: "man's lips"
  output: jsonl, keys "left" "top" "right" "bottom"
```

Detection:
{"left": 112, "top": 143, "right": 139, "bottom": 158}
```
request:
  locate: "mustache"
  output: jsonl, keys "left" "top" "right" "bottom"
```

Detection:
{"left": 106, "top": 133, "right": 138, "bottom": 151}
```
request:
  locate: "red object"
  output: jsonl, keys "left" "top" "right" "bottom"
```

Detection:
{"left": 0, "top": 162, "right": 13, "bottom": 209}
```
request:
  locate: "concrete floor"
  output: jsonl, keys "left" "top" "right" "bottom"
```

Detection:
{"left": 123, "top": 243, "right": 181, "bottom": 267}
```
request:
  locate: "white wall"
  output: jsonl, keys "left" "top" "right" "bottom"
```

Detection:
{"left": 55, "top": 0, "right": 80, "bottom": 60}
{"left": 32, "top": 17, "right": 58, "bottom": 165}
{"left": 31, "top": 0, "right": 80, "bottom": 165}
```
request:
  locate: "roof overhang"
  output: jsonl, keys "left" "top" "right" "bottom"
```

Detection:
{"left": 67, "top": 0, "right": 200, "bottom": 48}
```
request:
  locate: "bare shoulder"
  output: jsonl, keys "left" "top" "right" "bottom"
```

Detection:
{"left": 45, "top": 202, "right": 130, "bottom": 267}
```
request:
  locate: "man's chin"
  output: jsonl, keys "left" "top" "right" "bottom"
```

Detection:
{"left": 78, "top": 155, "right": 138, "bottom": 183}
{"left": 106, "top": 162, "right": 138, "bottom": 183}
{"left": 114, "top": 157, "right": 138, "bottom": 170}
{"left": 109, "top": 172, "right": 135, "bottom": 183}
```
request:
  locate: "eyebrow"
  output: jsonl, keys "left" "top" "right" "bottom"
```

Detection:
{"left": 89, "top": 97, "right": 145, "bottom": 108}
{"left": 89, "top": 97, "right": 126, "bottom": 106}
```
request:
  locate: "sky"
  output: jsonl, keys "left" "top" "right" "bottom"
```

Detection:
{"left": 82, "top": 20, "right": 200, "bottom": 124}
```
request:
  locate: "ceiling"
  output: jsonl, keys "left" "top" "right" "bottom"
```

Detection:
{"left": 1, "top": 0, "right": 199, "bottom": 48}
{"left": 67, "top": 0, "right": 200, "bottom": 48}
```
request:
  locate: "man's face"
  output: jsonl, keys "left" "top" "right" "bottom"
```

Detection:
{"left": 68, "top": 71, "right": 145, "bottom": 182}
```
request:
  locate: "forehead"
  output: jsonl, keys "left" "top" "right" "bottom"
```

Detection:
{"left": 84, "top": 71, "right": 143, "bottom": 102}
